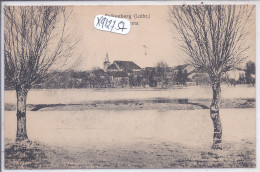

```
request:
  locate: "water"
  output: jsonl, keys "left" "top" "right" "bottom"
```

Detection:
{"left": 4, "top": 86, "right": 255, "bottom": 148}
{"left": 4, "top": 85, "right": 255, "bottom": 104}
{"left": 5, "top": 109, "right": 255, "bottom": 148}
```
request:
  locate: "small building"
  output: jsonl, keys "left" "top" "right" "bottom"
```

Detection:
{"left": 192, "top": 73, "right": 211, "bottom": 85}
{"left": 107, "top": 71, "right": 129, "bottom": 88}
{"left": 226, "top": 68, "right": 245, "bottom": 81}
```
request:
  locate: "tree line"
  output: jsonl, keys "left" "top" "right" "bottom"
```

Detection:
{"left": 16, "top": 63, "right": 191, "bottom": 89}
{"left": 17, "top": 60, "right": 253, "bottom": 89}
{"left": 5, "top": 60, "right": 254, "bottom": 90}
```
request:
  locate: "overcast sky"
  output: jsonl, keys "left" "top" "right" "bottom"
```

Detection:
{"left": 67, "top": 5, "right": 255, "bottom": 71}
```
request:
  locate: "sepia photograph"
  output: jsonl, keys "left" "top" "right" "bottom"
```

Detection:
{"left": 2, "top": 1, "right": 256, "bottom": 169}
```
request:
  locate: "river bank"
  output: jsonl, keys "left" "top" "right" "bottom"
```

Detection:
{"left": 5, "top": 98, "right": 255, "bottom": 111}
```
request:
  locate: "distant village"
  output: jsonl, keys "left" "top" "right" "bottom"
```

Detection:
{"left": 32, "top": 53, "right": 254, "bottom": 89}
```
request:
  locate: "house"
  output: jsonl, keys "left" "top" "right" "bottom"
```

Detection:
{"left": 166, "top": 64, "right": 196, "bottom": 86}
{"left": 192, "top": 73, "right": 210, "bottom": 85}
{"left": 107, "top": 71, "right": 129, "bottom": 88}
{"left": 172, "top": 64, "right": 196, "bottom": 77}
{"left": 226, "top": 68, "right": 245, "bottom": 81}
{"left": 142, "top": 64, "right": 196, "bottom": 87}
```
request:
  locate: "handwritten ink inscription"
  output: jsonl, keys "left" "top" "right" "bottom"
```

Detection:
{"left": 94, "top": 15, "right": 130, "bottom": 35}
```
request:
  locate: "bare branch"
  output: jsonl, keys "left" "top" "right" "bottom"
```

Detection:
{"left": 4, "top": 6, "right": 80, "bottom": 89}
{"left": 169, "top": 5, "right": 254, "bottom": 79}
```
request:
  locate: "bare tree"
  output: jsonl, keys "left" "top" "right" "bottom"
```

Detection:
{"left": 119, "top": 77, "right": 129, "bottom": 88}
{"left": 4, "top": 6, "right": 78, "bottom": 141}
{"left": 156, "top": 61, "right": 169, "bottom": 88}
{"left": 245, "top": 60, "right": 255, "bottom": 85}
{"left": 169, "top": 5, "right": 254, "bottom": 149}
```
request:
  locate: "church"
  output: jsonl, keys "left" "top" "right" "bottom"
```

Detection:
{"left": 102, "top": 53, "right": 142, "bottom": 87}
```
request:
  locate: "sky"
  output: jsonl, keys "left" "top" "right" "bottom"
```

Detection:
{"left": 67, "top": 5, "right": 255, "bottom": 71}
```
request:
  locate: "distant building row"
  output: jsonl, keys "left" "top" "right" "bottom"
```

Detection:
{"left": 99, "top": 53, "right": 248, "bottom": 88}
{"left": 37, "top": 54, "right": 250, "bottom": 89}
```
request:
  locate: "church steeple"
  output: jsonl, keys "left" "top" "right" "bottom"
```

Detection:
{"left": 103, "top": 53, "right": 110, "bottom": 72}
{"left": 105, "top": 52, "right": 109, "bottom": 62}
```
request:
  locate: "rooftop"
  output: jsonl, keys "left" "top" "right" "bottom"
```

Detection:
{"left": 114, "top": 61, "right": 141, "bottom": 71}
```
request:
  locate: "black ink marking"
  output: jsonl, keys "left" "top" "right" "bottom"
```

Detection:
{"left": 110, "top": 20, "right": 116, "bottom": 32}
{"left": 116, "top": 21, "right": 127, "bottom": 32}
{"left": 96, "top": 16, "right": 103, "bottom": 27}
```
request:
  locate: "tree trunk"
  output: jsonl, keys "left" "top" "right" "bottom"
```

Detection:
{"left": 16, "top": 86, "right": 28, "bottom": 141}
{"left": 210, "top": 78, "right": 222, "bottom": 149}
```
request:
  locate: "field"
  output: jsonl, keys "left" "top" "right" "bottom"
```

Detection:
{"left": 5, "top": 139, "right": 255, "bottom": 169}
{"left": 4, "top": 85, "right": 256, "bottom": 169}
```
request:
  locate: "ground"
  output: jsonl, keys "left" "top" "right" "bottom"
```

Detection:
{"left": 5, "top": 138, "right": 255, "bottom": 169}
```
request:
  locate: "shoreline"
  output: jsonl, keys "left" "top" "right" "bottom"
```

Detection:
{"left": 5, "top": 98, "right": 255, "bottom": 111}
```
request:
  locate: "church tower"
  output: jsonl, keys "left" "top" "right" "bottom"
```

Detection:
{"left": 103, "top": 53, "right": 110, "bottom": 72}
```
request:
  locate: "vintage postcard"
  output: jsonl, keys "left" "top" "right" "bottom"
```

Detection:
{"left": 1, "top": 1, "right": 257, "bottom": 170}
